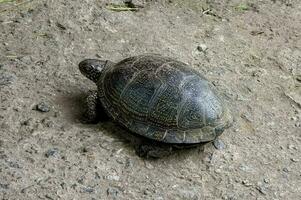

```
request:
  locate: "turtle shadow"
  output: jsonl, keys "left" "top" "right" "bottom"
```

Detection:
{"left": 100, "top": 121, "right": 209, "bottom": 160}
{"left": 56, "top": 91, "right": 209, "bottom": 160}
{"left": 54, "top": 89, "right": 88, "bottom": 123}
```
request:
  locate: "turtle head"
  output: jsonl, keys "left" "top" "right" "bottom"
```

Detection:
{"left": 79, "top": 59, "right": 110, "bottom": 83}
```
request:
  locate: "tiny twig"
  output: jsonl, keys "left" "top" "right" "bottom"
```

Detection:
{"left": 0, "top": 0, "right": 33, "bottom": 14}
{"left": 0, "top": 0, "right": 15, "bottom": 3}
{"left": 202, "top": 9, "right": 211, "bottom": 15}
{"left": 202, "top": 8, "right": 222, "bottom": 19}
{"left": 285, "top": 90, "right": 301, "bottom": 108}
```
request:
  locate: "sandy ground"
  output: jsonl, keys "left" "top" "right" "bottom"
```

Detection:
{"left": 0, "top": 0, "right": 301, "bottom": 199}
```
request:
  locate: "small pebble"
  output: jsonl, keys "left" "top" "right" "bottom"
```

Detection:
{"left": 82, "top": 186, "right": 94, "bottom": 193}
{"left": 144, "top": 189, "right": 152, "bottom": 195}
{"left": 282, "top": 167, "right": 289, "bottom": 173}
{"left": 107, "top": 187, "right": 120, "bottom": 198}
{"left": 81, "top": 146, "right": 93, "bottom": 153}
{"left": 125, "top": 158, "right": 133, "bottom": 168}
{"left": 21, "top": 118, "right": 34, "bottom": 126}
{"left": 287, "top": 144, "right": 297, "bottom": 150}
{"left": 197, "top": 44, "right": 208, "bottom": 52}
{"left": 242, "top": 180, "right": 253, "bottom": 187}
{"left": 45, "top": 148, "right": 60, "bottom": 158}
{"left": 77, "top": 176, "right": 84, "bottom": 184}
{"left": 95, "top": 172, "right": 101, "bottom": 180}
{"left": 36, "top": 102, "right": 50, "bottom": 112}
{"left": 263, "top": 178, "right": 269, "bottom": 184}
{"left": 213, "top": 139, "right": 225, "bottom": 150}
{"left": 291, "top": 158, "right": 299, "bottom": 162}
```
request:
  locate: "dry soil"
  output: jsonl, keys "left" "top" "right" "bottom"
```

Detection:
{"left": 0, "top": 0, "right": 301, "bottom": 199}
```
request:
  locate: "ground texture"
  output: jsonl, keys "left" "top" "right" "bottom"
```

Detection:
{"left": 0, "top": 0, "right": 300, "bottom": 199}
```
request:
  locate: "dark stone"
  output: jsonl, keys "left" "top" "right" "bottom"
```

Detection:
{"left": 45, "top": 148, "right": 59, "bottom": 158}
{"left": 36, "top": 102, "right": 50, "bottom": 112}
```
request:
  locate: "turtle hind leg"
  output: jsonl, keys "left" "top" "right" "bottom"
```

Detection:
{"left": 82, "top": 90, "right": 108, "bottom": 124}
{"left": 135, "top": 140, "right": 173, "bottom": 158}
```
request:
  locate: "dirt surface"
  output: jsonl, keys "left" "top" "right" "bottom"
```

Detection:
{"left": 1, "top": 0, "right": 301, "bottom": 199}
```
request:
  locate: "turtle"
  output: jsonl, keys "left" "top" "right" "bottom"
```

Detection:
{"left": 79, "top": 54, "right": 233, "bottom": 158}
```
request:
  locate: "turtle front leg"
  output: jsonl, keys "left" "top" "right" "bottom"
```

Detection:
{"left": 83, "top": 90, "right": 108, "bottom": 123}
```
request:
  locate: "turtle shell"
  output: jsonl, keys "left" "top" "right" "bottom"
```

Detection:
{"left": 97, "top": 54, "right": 232, "bottom": 144}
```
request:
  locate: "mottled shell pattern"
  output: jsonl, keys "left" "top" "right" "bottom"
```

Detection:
{"left": 97, "top": 54, "right": 232, "bottom": 144}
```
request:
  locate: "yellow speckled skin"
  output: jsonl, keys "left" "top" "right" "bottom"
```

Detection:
{"left": 94, "top": 54, "right": 233, "bottom": 144}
